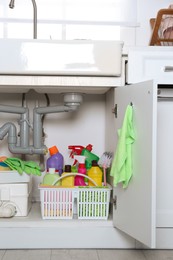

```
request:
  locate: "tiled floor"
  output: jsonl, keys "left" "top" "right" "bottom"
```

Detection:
{"left": 1, "top": 249, "right": 173, "bottom": 260}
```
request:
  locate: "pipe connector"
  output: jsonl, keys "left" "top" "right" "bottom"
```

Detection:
{"left": 0, "top": 123, "right": 17, "bottom": 141}
{"left": 8, "top": 144, "right": 48, "bottom": 155}
{"left": 63, "top": 93, "right": 83, "bottom": 110}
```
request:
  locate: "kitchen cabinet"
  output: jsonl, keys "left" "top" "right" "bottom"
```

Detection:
{"left": 0, "top": 46, "right": 173, "bottom": 249}
{"left": 111, "top": 46, "right": 173, "bottom": 249}
{"left": 0, "top": 79, "right": 158, "bottom": 249}
{"left": 0, "top": 53, "right": 137, "bottom": 249}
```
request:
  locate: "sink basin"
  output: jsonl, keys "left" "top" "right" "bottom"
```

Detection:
{"left": 0, "top": 39, "right": 123, "bottom": 76}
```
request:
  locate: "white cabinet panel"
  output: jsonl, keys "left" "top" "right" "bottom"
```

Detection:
{"left": 112, "top": 80, "right": 157, "bottom": 248}
{"left": 157, "top": 93, "right": 173, "bottom": 227}
{"left": 128, "top": 47, "right": 173, "bottom": 85}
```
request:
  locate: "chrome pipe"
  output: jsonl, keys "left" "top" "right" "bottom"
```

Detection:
{"left": 9, "top": 0, "right": 37, "bottom": 39}
{"left": 9, "top": 0, "right": 15, "bottom": 9}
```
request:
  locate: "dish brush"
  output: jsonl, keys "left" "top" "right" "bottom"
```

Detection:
{"left": 98, "top": 152, "right": 113, "bottom": 186}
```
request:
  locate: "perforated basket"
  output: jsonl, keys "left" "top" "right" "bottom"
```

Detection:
{"left": 77, "top": 186, "right": 111, "bottom": 220}
{"left": 39, "top": 173, "right": 111, "bottom": 220}
{"left": 39, "top": 187, "right": 75, "bottom": 219}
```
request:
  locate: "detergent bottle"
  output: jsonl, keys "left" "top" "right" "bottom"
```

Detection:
{"left": 74, "top": 155, "right": 86, "bottom": 186}
{"left": 42, "top": 168, "right": 60, "bottom": 186}
{"left": 46, "top": 146, "right": 64, "bottom": 175}
{"left": 87, "top": 160, "right": 103, "bottom": 187}
{"left": 61, "top": 165, "right": 74, "bottom": 187}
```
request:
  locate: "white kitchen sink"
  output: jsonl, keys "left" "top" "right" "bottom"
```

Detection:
{"left": 0, "top": 39, "right": 123, "bottom": 76}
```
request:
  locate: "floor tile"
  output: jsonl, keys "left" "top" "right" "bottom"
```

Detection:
{"left": 0, "top": 251, "right": 5, "bottom": 260}
{"left": 2, "top": 250, "right": 51, "bottom": 260}
{"left": 97, "top": 249, "right": 146, "bottom": 260}
{"left": 142, "top": 249, "right": 173, "bottom": 260}
{"left": 51, "top": 249, "right": 99, "bottom": 260}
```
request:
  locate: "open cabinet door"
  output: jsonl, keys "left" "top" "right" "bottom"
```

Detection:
{"left": 112, "top": 80, "right": 157, "bottom": 248}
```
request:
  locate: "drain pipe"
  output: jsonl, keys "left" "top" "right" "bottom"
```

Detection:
{"left": 0, "top": 104, "right": 46, "bottom": 155}
{"left": 0, "top": 93, "right": 83, "bottom": 155}
{"left": 0, "top": 104, "right": 30, "bottom": 152}
{"left": 33, "top": 93, "right": 83, "bottom": 150}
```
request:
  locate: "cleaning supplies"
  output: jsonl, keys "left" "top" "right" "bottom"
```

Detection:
{"left": 0, "top": 157, "right": 10, "bottom": 171}
{"left": 110, "top": 105, "right": 135, "bottom": 188}
{"left": 87, "top": 160, "right": 103, "bottom": 187}
{"left": 74, "top": 155, "right": 86, "bottom": 186}
{"left": 61, "top": 165, "right": 74, "bottom": 187}
{"left": 42, "top": 168, "right": 60, "bottom": 186}
{"left": 0, "top": 162, "right": 11, "bottom": 171}
{"left": 68, "top": 144, "right": 99, "bottom": 170}
{"left": 4, "top": 157, "right": 41, "bottom": 176}
{"left": 68, "top": 144, "right": 93, "bottom": 166}
{"left": 98, "top": 152, "right": 113, "bottom": 186}
{"left": 81, "top": 148, "right": 99, "bottom": 170}
{"left": 46, "top": 146, "right": 64, "bottom": 175}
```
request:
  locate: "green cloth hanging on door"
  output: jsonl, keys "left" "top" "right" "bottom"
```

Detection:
{"left": 110, "top": 105, "right": 135, "bottom": 188}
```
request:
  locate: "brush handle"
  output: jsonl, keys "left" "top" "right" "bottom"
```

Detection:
{"left": 103, "top": 167, "right": 106, "bottom": 186}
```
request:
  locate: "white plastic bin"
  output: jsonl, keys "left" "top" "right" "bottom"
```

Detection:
{"left": 77, "top": 186, "right": 111, "bottom": 220}
{"left": 39, "top": 185, "right": 111, "bottom": 220}
{"left": 0, "top": 171, "right": 32, "bottom": 216}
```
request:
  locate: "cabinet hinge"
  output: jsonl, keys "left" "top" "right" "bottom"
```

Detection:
{"left": 112, "top": 195, "right": 117, "bottom": 210}
{"left": 112, "top": 104, "right": 118, "bottom": 118}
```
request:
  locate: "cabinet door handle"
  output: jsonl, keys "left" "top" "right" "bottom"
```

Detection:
{"left": 163, "top": 66, "right": 173, "bottom": 72}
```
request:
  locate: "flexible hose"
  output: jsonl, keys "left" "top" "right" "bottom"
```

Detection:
{"left": 0, "top": 202, "right": 16, "bottom": 218}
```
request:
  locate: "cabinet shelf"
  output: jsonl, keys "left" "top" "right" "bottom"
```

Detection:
{"left": 0, "top": 202, "right": 113, "bottom": 228}
{"left": 0, "top": 202, "right": 136, "bottom": 249}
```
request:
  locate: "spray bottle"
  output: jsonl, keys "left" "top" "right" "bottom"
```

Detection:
{"left": 74, "top": 155, "right": 86, "bottom": 186}
{"left": 81, "top": 148, "right": 99, "bottom": 170}
{"left": 68, "top": 144, "right": 99, "bottom": 170}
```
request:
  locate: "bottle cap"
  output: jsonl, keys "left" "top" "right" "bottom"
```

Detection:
{"left": 92, "top": 160, "right": 98, "bottom": 166}
{"left": 49, "top": 146, "right": 59, "bottom": 155}
{"left": 65, "top": 165, "right": 71, "bottom": 172}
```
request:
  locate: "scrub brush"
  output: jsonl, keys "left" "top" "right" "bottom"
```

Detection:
{"left": 98, "top": 152, "right": 113, "bottom": 186}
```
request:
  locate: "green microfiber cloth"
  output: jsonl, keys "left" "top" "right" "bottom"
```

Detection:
{"left": 4, "top": 158, "right": 25, "bottom": 175}
{"left": 4, "top": 157, "right": 41, "bottom": 176}
{"left": 110, "top": 105, "right": 135, "bottom": 188}
{"left": 23, "top": 161, "right": 41, "bottom": 176}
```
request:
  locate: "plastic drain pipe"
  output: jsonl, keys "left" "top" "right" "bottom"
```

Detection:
{"left": 0, "top": 104, "right": 47, "bottom": 154}
{"left": 0, "top": 93, "right": 83, "bottom": 155}
{"left": 0, "top": 104, "right": 33, "bottom": 154}
{"left": 33, "top": 93, "right": 83, "bottom": 150}
{"left": 33, "top": 105, "right": 78, "bottom": 150}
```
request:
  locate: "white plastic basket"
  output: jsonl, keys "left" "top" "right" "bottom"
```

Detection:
{"left": 77, "top": 186, "right": 111, "bottom": 220}
{"left": 39, "top": 173, "right": 112, "bottom": 220}
{"left": 39, "top": 187, "right": 75, "bottom": 219}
